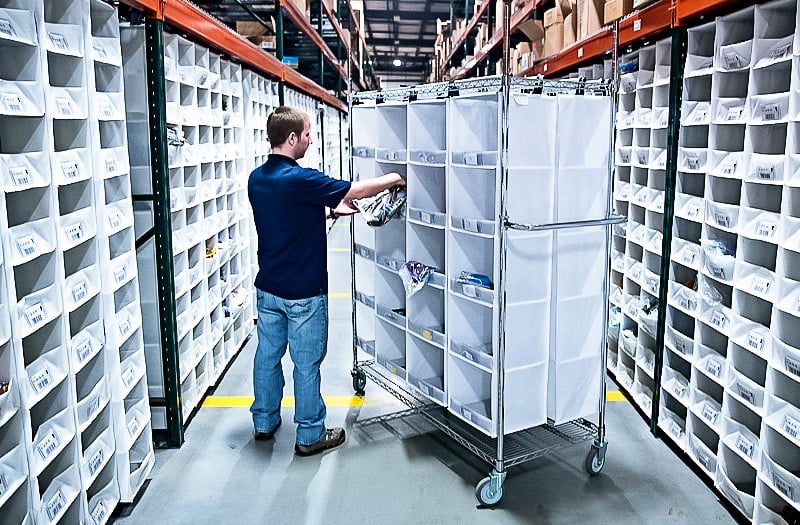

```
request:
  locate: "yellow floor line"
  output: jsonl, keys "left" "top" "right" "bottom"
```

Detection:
{"left": 329, "top": 292, "right": 351, "bottom": 299}
{"left": 328, "top": 248, "right": 350, "bottom": 253}
{"left": 203, "top": 392, "right": 626, "bottom": 408}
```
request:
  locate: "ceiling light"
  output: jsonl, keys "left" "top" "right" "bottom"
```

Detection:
{"left": 393, "top": 59, "right": 402, "bottom": 67}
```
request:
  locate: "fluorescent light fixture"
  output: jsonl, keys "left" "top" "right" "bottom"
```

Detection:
{"left": 393, "top": 59, "right": 402, "bottom": 67}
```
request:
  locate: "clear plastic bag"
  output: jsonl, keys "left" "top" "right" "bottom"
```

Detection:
{"left": 399, "top": 260, "right": 434, "bottom": 296}
{"left": 353, "top": 186, "right": 406, "bottom": 226}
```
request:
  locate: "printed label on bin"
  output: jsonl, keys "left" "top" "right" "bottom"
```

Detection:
{"left": 723, "top": 51, "right": 744, "bottom": 69}
{"left": 46, "top": 489, "right": 67, "bottom": 521}
{"left": 673, "top": 338, "right": 689, "bottom": 356}
{"left": 619, "top": 151, "right": 631, "bottom": 164}
{"left": 37, "top": 430, "right": 61, "bottom": 461}
{"left": 773, "top": 473, "right": 794, "bottom": 500}
{"left": 627, "top": 301, "right": 639, "bottom": 319}
{"left": 646, "top": 277, "right": 659, "bottom": 294}
{"left": 782, "top": 414, "right": 799, "bottom": 440}
{"left": 672, "top": 382, "right": 688, "bottom": 399}
{"left": 681, "top": 249, "right": 697, "bottom": 266}
{"left": 701, "top": 403, "right": 719, "bottom": 425}
{"left": 420, "top": 211, "right": 433, "bottom": 224}
{"left": 105, "top": 157, "right": 118, "bottom": 174}
{"left": 762, "top": 104, "right": 781, "bottom": 122}
{"left": 118, "top": 316, "right": 132, "bottom": 338}
{"left": 755, "top": 221, "right": 776, "bottom": 239}
{"left": 736, "top": 383, "right": 756, "bottom": 405}
{"left": 0, "top": 18, "right": 16, "bottom": 37}
{"left": 122, "top": 366, "right": 137, "bottom": 387}
{"left": 461, "top": 284, "right": 477, "bottom": 298}
{"left": 756, "top": 165, "right": 775, "bottom": 180}
{"left": 54, "top": 96, "right": 73, "bottom": 116}
{"left": 770, "top": 42, "right": 792, "bottom": 59}
{"left": 1, "top": 93, "right": 24, "bottom": 113}
{"left": 24, "top": 302, "right": 45, "bottom": 327}
{"left": 71, "top": 280, "right": 88, "bottom": 304}
{"left": 31, "top": 367, "right": 52, "bottom": 394}
{"left": 692, "top": 109, "right": 708, "bottom": 123}
{"left": 747, "top": 332, "right": 765, "bottom": 353}
{"left": 686, "top": 157, "right": 700, "bottom": 171}
{"left": 114, "top": 265, "right": 127, "bottom": 285}
{"left": 705, "top": 359, "right": 722, "bottom": 378}
{"left": 61, "top": 160, "right": 80, "bottom": 180}
{"left": 463, "top": 152, "right": 478, "bottom": 165}
{"left": 725, "top": 107, "right": 743, "bottom": 121}
{"left": 630, "top": 266, "right": 643, "bottom": 281}
{"left": 75, "top": 338, "right": 93, "bottom": 363}
{"left": 697, "top": 450, "right": 712, "bottom": 471}
{"left": 48, "top": 32, "right": 68, "bottom": 51}
{"left": 65, "top": 222, "right": 84, "bottom": 243}
{"left": 86, "top": 395, "right": 101, "bottom": 422}
{"left": 667, "top": 420, "right": 683, "bottom": 439}
{"left": 88, "top": 448, "right": 104, "bottom": 477}
{"left": 9, "top": 166, "right": 32, "bottom": 187}
{"left": 785, "top": 356, "right": 800, "bottom": 378}
{"left": 16, "top": 235, "right": 37, "bottom": 258}
{"left": 752, "top": 276, "right": 772, "bottom": 296}
{"left": 127, "top": 415, "right": 140, "bottom": 437}
{"left": 713, "top": 212, "right": 730, "bottom": 228}
{"left": 108, "top": 210, "right": 123, "bottom": 231}
{"left": 0, "top": 471, "right": 7, "bottom": 498}
{"left": 735, "top": 434, "right": 755, "bottom": 459}
{"left": 100, "top": 100, "right": 114, "bottom": 118}
{"left": 685, "top": 205, "right": 701, "bottom": 219}
{"left": 722, "top": 160, "right": 737, "bottom": 175}
{"left": 710, "top": 310, "right": 727, "bottom": 329}
{"left": 91, "top": 501, "right": 108, "bottom": 524}
{"left": 418, "top": 382, "right": 430, "bottom": 395}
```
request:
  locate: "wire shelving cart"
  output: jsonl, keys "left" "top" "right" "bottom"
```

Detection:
{"left": 346, "top": 3, "right": 624, "bottom": 505}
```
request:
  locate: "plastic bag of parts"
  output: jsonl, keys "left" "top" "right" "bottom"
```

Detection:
{"left": 354, "top": 186, "right": 406, "bottom": 227}
{"left": 700, "top": 280, "right": 724, "bottom": 307}
{"left": 702, "top": 239, "right": 735, "bottom": 257}
{"left": 167, "top": 126, "right": 185, "bottom": 146}
{"left": 608, "top": 305, "right": 622, "bottom": 343}
{"left": 640, "top": 298, "right": 658, "bottom": 337}
{"left": 399, "top": 260, "right": 435, "bottom": 296}
{"left": 456, "top": 271, "right": 493, "bottom": 289}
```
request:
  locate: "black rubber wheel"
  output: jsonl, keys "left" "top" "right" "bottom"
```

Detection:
{"left": 475, "top": 477, "right": 503, "bottom": 507}
{"left": 584, "top": 447, "right": 605, "bottom": 476}
{"left": 352, "top": 370, "right": 366, "bottom": 396}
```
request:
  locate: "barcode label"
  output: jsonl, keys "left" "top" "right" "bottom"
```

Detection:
{"left": 119, "top": 316, "right": 131, "bottom": 337}
{"left": 49, "top": 32, "right": 68, "bottom": 50}
{"left": 751, "top": 276, "right": 772, "bottom": 296}
{"left": 100, "top": 101, "right": 113, "bottom": 118}
{"left": 631, "top": 267, "right": 643, "bottom": 281}
{"left": 747, "top": 332, "right": 765, "bottom": 352}
{"left": 464, "top": 219, "right": 479, "bottom": 232}
{"left": 461, "top": 284, "right": 477, "bottom": 298}
{"left": 9, "top": 166, "right": 31, "bottom": 186}
{"left": 88, "top": 448, "right": 104, "bottom": 476}
{"left": 122, "top": 366, "right": 136, "bottom": 387}
{"left": 785, "top": 356, "right": 800, "bottom": 378}
{"left": 627, "top": 302, "right": 639, "bottom": 319}
{"left": 726, "top": 107, "right": 743, "bottom": 121}
{"left": 0, "top": 17, "right": 16, "bottom": 37}
{"left": 31, "top": 366, "right": 52, "bottom": 393}
{"left": 762, "top": 104, "right": 781, "bottom": 121}
{"left": 773, "top": 474, "right": 794, "bottom": 500}
{"left": 105, "top": 158, "right": 117, "bottom": 174}
{"left": 686, "top": 157, "right": 700, "bottom": 170}
{"left": 673, "top": 383, "right": 687, "bottom": 399}
{"left": 61, "top": 160, "right": 79, "bottom": 180}
{"left": 634, "top": 230, "right": 648, "bottom": 243}
{"left": 72, "top": 280, "right": 87, "bottom": 303}
{"left": 722, "top": 160, "right": 737, "bottom": 175}
{"left": 693, "top": 109, "right": 708, "bottom": 123}
{"left": 686, "top": 205, "right": 701, "bottom": 219}
{"left": 620, "top": 152, "right": 630, "bottom": 163}
{"left": 750, "top": 220, "right": 774, "bottom": 241}
{"left": 676, "top": 293, "right": 693, "bottom": 311}
{"left": 24, "top": 302, "right": 45, "bottom": 327}
{"left": 16, "top": 235, "right": 36, "bottom": 258}
{"left": 461, "top": 408, "right": 472, "bottom": 421}
{"left": 710, "top": 310, "right": 727, "bottom": 329}
{"left": 637, "top": 191, "right": 648, "bottom": 204}
{"left": 1, "top": 93, "right": 23, "bottom": 113}
{"left": 114, "top": 266, "right": 127, "bottom": 284}
{"left": 86, "top": 395, "right": 101, "bottom": 422}
{"left": 701, "top": 403, "right": 719, "bottom": 424}
{"left": 463, "top": 152, "right": 478, "bottom": 165}
{"left": 54, "top": 96, "right": 72, "bottom": 116}
{"left": 668, "top": 420, "right": 683, "bottom": 439}
{"left": 682, "top": 250, "right": 697, "bottom": 265}
{"left": 757, "top": 166, "right": 775, "bottom": 180}
{"left": 46, "top": 489, "right": 67, "bottom": 521}
{"left": 0, "top": 472, "right": 7, "bottom": 498}
{"left": 420, "top": 211, "right": 432, "bottom": 224}
{"left": 65, "top": 222, "right": 84, "bottom": 242}
{"left": 724, "top": 52, "right": 744, "bottom": 69}
{"left": 37, "top": 430, "right": 61, "bottom": 461}
{"left": 735, "top": 434, "right": 755, "bottom": 459}
{"left": 710, "top": 265, "right": 727, "bottom": 280}
{"left": 674, "top": 340, "right": 688, "bottom": 355}
{"left": 736, "top": 384, "right": 756, "bottom": 405}
{"left": 75, "top": 338, "right": 93, "bottom": 363}
{"left": 91, "top": 501, "right": 108, "bottom": 524}
{"left": 714, "top": 212, "right": 730, "bottom": 228}
{"left": 127, "top": 415, "right": 139, "bottom": 437}
{"left": 705, "top": 359, "right": 722, "bottom": 378}
{"left": 783, "top": 414, "right": 799, "bottom": 440}
{"left": 108, "top": 212, "right": 122, "bottom": 230}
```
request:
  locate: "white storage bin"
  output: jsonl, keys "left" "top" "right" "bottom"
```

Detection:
{"left": 375, "top": 318, "right": 405, "bottom": 378}
{"left": 708, "top": 150, "right": 744, "bottom": 179}
{"left": 678, "top": 147, "right": 708, "bottom": 173}
{"left": 659, "top": 405, "right": 688, "bottom": 450}
{"left": 727, "top": 367, "right": 766, "bottom": 414}
{"left": 0, "top": 443, "right": 28, "bottom": 513}
{"left": 715, "top": 443, "right": 757, "bottom": 519}
{"left": 712, "top": 97, "right": 748, "bottom": 124}
{"left": 771, "top": 336, "right": 800, "bottom": 382}
{"left": 750, "top": 93, "right": 790, "bottom": 124}
{"left": 81, "top": 423, "right": 115, "bottom": 490}
{"left": 689, "top": 387, "right": 724, "bottom": 434}
{"left": 0, "top": 150, "right": 50, "bottom": 192}
{"left": 681, "top": 101, "right": 712, "bottom": 126}
{"left": 666, "top": 324, "right": 696, "bottom": 362}
{"left": 13, "top": 282, "right": 61, "bottom": 340}
{"left": 695, "top": 343, "right": 727, "bottom": 385}
{"left": 754, "top": 479, "right": 795, "bottom": 524}
{"left": 687, "top": 426, "right": 719, "bottom": 477}
{"left": 663, "top": 366, "right": 691, "bottom": 406}
{"left": 721, "top": 416, "right": 761, "bottom": 468}
{"left": 6, "top": 216, "right": 57, "bottom": 267}
{"left": 35, "top": 461, "right": 81, "bottom": 525}
{"left": 760, "top": 447, "right": 800, "bottom": 508}
{"left": 86, "top": 467, "right": 119, "bottom": 525}
{"left": 406, "top": 336, "right": 445, "bottom": 406}
{"left": 43, "top": 22, "right": 84, "bottom": 57}
{"left": 747, "top": 153, "right": 785, "bottom": 184}
{"left": 29, "top": 405, "right": 76, "bottom": 476}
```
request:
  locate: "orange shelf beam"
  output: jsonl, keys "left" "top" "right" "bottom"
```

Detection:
{"left": 319, "top": 1, "right": 365, "bottom": 89}
{"left": 284, "top": 66, "right": 347, "bottom": 112}
{"left": 440, "top": 0, "right": 495, "bottom": 77}
{"left": 619, "top": 0, "right": 673, "bottom": 47}
{"left": 280, "top": 0, "right": 348, "bottom": 82}
{"left": 119, "top": 0, "right": 161, "bottom": 16}
{"left": 162, "top": 0, "right": 283, "bottom": 80}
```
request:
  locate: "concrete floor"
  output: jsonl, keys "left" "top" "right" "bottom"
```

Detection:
{"left": 115, "top": 221, "right": 739, "bottom": 525}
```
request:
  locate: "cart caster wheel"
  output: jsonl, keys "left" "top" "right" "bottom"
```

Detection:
{"left": 584, "top": 442, "right": 607, "bottom": 476}
{"left": 352, "top": 370, "right": 366, "bottom": 396}
{"left": 475, "top": 476, "right": 503, "bottom": 507}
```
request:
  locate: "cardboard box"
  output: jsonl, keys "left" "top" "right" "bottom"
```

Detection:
{"left": 236, "top": 21, "right": 271, "bottom": 37}
{"left": 577, "top": 0, "right": 604, "bottom": 39}
{"left": 291, "top": 0, "right": 310, "bottom": 15}
{"left": 604, "top": 0, "right": 633, "bottom": 24}
{"left": 563, "top": 11, "right": 577, "bottom": 47}
{"left": 558, "top": 0, "right": 575, "bottom": 14}
{"left": 516, "top": 41, "right": 532, "bottom": 56}
{"left": 632, "top": 0, "right": 656, "bottom": 8}
{"left": 517, "top": 18, "right": 544, "bottom": 41}
{"left": 544, "top": 7, "right": 564, "bottom": 57}
{"left": 248, "top": 35, "right": 277, "bottom": 50}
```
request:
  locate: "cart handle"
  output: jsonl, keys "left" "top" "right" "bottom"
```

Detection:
{"left": 504, "top": 214, "right": 627, "bottom": 232}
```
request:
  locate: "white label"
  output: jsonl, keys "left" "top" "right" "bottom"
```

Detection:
{"left": 54, "top": 96, "right": 72, "bottom": 116}
{"left": 747, "top": 332, "right": 765, "bottom": 353}
{"left": 46, "top": 489, "right": 67, "bottom": 521}
{"left": 693, "top": 109, "right": 708, "bottom": 123}
{"left": 722, "top": 160, "right": 737, "bottom": 175}
{"left": 31, "top": 367, "right": 52, "bottom": 393}
{"left": 462, "top": 284, "right": 477, "bottom": 298}
{"left": 48, "top": 32, "right": 68, "bottom": 51}
{"left": 464, "top": 218, "right": 479, "bottom": 232}
{"left": 782, "top": 414, "right": 800, "bottom": 440}
{"left": 65, "top": 222, "right": 84, "bottom": 242}
{"left": 37, "top": 430, "right": 61, "bottom": 461}
{"left": 119, "top": 316, "right": 132, "bottom": 338}
{"left": 751, "top": 276, "right": 772, "bottom": 296}
{"left": 686, "top": 157, "right": 700, "bottom": 171}
{"left": 1, "top": 93, "right": 24, "bottom": 113}
{"left": 710, "top": 310, "right": 727, "bottom": 329}
{"left": 88, "top": 448, "right": 104, "bottom": 476}
{"left": 462, "top": 350, "right": 474, "bottom": 362}
{"left": 646, "top": 277, "right": 659, "bottom": 294}
{"left": 0, "top": 472, "right": 7, "bottom": 498}
{"left": 755, "top": 221, "right": 776, "bottom": 239}
{"left": 710, "top": 264, "right": 727, "bottom": 280}
{"left": 71, "top": 280, "right": 88, "bottom": 303}
{"left": 785, "top": 356, "right": 800, "bottom": 378}
{"left": 630, "top": 267, "right": 643, "bottom": 281}
{"left": 127, "top": 415, "right": 140, "bottom": 437}
{"left": 682, "top": 250, "right": 697, "bottom": 266}
{"left": 75, "top": 338, "right": 93, "bottom": 363}
{"left": 686, "top": 205, "right": 701, "bottom": 219}
{"left": 762, "top": 104, "right": 781, "bottom": 121}
{"left": 620, "top": 151, "right": 631, "bottom": 164}
{"left": 633, "top": 19, "right": 642, "bottom": 31}
{"left": 122, "top": 366, "right": 136, "bottom": 387}
{"left": 723, "top": 51, "right": 744, "bottom": 69}
{"left": 757, "top": 165, "right": 775, "bottom": 180}
{"left": 645, "top": 354, "right": 655, "bottom": 373}
{"left": 736, "top": 383, "right": 756, "bottom": 405}
{"left": 462, "top": 408, "right": 472, "bottom": 421}
{"left": 463, "top": 152, "right": 478, "bottom": 165}
{"left": 0, "top": 18, "right": 16, "bottom": 38}
{"left": 705, "top": 359, "right": 722, "bottom": 378}
{"left": 770, "top": 42, "right": 792, "bottom": 59}
{"left": 735, "top": 434, "right": 755, "bottom": 459}
{"left": 701, "top": 403, "right": 719, "bottom": 424}
{"left": 100, "top": 101, "right": 113, "bottom": 118}
{"left": 673, "top": 382, "right": 688, "bottom": 399}
{"left": 726, "top": 107, "right": 743, "bottom": 121}
{"left": 105, "top": 158, "right": 118, "bottom": 174}
{"left": 668, "top": 419, "right": 683, "bottom": 439}
{"left": 108, "top": 211, "right": 122, "bottom": 230}
{"left": 773, "top": 473, "right": 794, "bottom": 500}
{"left": 16, "top": 235, "right": 37, "bottom": 257}
{"left": 418, "top": 382, "right": 430, "bottom": 395}
{"left": 543, "top": 63, "right": 548, "bottom": 72}
{"left": 91, "top": 501, "right": 108, "bottom": 524}
{"left": 636, "top": 191, "right": 648, "bottom": 204}
{"left": 673, "top": 338, "right": 688, "bottom": 355}
{"left": 420, "top": 211, "right": 432, "bottom": 224}
{"left": 61, "top": 160, "right": 79, "bottom": 180}
{"left": 577, "top": 47, "right": 584, "bottom": 58}
{"left": 9, "top": 166, "right": 31, "bottom": 187}
{"left": 714, "top": 211, "right": 730, "bottom": 228}
{"left": 24, "top": 302, "right": 45, "bottom": 327}
{"left": 114, "top": 266, "right": 127, "bottom": 284}
{"left": 627, "top": 302, "right": 639, "bottom": 319}
{"left": 86, "top": 395, "right": 101, "bottom": 422}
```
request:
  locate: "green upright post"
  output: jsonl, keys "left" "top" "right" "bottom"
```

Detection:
{"left": 277, "top": 6, "right": 285, "bottom": 105}
{"left": 144, "top": 19, "right": 184, "bottom": 448}
{"left": 651, "top": 27, "right": 687, "bottom": 435}
{"left": 317, "top": 0, "right": 325, "bottom": 86}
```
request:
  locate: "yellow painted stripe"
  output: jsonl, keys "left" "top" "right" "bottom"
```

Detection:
{"left": 203, "top": 395, "right": 365, "bottom": 408}
{"left": 204, "top": 392, "right": 625, "bottom": 408}
{"left": 329, "top": 292, "right": 351, "bottom": 299}
{"left": 328, "top": 248, "right": 350, "bottom": 253}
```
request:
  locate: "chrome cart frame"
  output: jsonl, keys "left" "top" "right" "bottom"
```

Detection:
{"left": 347, "top": 1, "right": 624, "bottom": 505}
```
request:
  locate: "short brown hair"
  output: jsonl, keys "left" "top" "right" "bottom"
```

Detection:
{"left": 267, "top": 106, "right": 307, "bottom": 147}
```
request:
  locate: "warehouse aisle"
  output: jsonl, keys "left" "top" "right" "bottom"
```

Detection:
{"left": 115, "top": 220, "right": 738, "bottom": 525}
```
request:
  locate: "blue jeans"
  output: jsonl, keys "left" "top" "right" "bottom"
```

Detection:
{"left": 251, "top": 289, "right": 328, "bottom": 445}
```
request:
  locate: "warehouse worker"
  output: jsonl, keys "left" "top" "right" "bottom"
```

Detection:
{"left": 248, "top": 106, "right": 404, "bottom": 456}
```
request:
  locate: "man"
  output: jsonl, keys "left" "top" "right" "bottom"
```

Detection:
{"left": 248, "top": 106, "right": 404, "bottom": 456}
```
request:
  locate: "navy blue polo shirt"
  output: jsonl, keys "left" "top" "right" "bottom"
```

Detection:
{"left": 248, "top": 154, "right": 351, "bottom": 300}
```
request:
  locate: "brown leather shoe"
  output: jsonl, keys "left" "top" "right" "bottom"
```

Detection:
{"left": 294, "top": 428, "right": 346, "bottom": 456}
